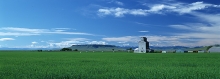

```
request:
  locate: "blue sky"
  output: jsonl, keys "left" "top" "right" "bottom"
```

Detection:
{"left": 0, "top": 0, "right": 220, "bottom": 48}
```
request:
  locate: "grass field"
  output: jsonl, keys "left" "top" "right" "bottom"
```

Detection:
{"left": 0, "top": 51, "right": 220, "bottom": 79}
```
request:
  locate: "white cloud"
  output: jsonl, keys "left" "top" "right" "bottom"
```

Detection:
{"left": 102, "top": 36, "right": 139, "bottom": 43}
{"left": 145, "top": 36, "right": 180, "bottom": 42}
{"left": 31, "top": 41, "right": 38, "bottom": 44}
{"left": 0, "top": 27, "right": 48, "bottom": 33}
{"left": 98, "top": 8, "right": 148, "bottom": 17}
{"left": 115, "top": 1, "right": 124, "bottom": 6}
{"left": 167, "top": 13, "right": 220, "bottom": 46}
{"left": 177, "top": 33, "right": 220, "bottom": 39}
{"left": 108, "top": 0, "right": 124, "bottom": 6}
{"left": 130, "top": 9, "right": 148, "bottom": 16}
{"left": 0, "top": 38, "right": 15, "bottom": 41}
{"left": 169, "top": 25, "right": 192, "bottom": 30}
{"left": 52, "top": 28, "right": 73, "bottom": 32}
{"left": 134, "top": 22, "right": 162, "bottom": 26}
{"left": 44, "top": 39, "right": 86, "bottom": 48}
{"left": 170, "top": 23, "right": 219, "bottom": 33}
{"left": 88, "top": 41, "right": 107, "bottom": 45}
{"left": 138, "top": 31, "right": 149, "bottom": 32}
{"left": 147, "top": 1, "right": 220, "bottom": 14}
{"left": 53, "top": 28, "right": 71, "bottom": 30}
{"left": 98, "top": 1, "right": 220, "bottom": 17}
{"left": 30, "top": 41, "right": 38, "bottom": 47}
{"left": 149, "top": 4, "right": 166, "bottom": 12}
{"left": 42, "top": 38, "right": 108, "bottom": 48}
{"left": 170, "top": 13, "right": 220, "bottom": 39}
{"left": 135, "top": 22, "right": 148, "bottom": 25}
{"left": 192, "top": 13, "right": 220, "bottom": 25}
{"left": 64, "top": 38, "right": 90, "bottom": 41}
{"left": 98, "top": 9, "right": 112, "bottom": 15}
{"left": 171, "top": 2, "right": 216, "bottom": 14}
{"left": 46, "top": 31, "right": 93, "bottom": 35}
{"left": 0, "top": 27, "right": 94, "bottom": 36}
{"left": 0, "top": 32, "right": 40, "bottom": 36}
{"left": 53, "top": 30, "right": 66, "bottom": 32}
{"left": 148, "top": 4, "right": 175, "bottom": 12}
{"left": 113, "top": 8, "right": 128, "bottom": 17}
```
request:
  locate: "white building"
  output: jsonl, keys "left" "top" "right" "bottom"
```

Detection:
{"left": 134, "top": 48, "right": 139, "bottom": 53}
{"left": 208, "top": 47, "right": 220, "bottom": 53}
{"left": 135, "top": 37, "right": 150, "bottom": 53}
{"left": 162, "top": 51, "right": 167, "bottom": 53}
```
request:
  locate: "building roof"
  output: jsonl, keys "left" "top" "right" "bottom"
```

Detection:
{"left": 208, "top": 47, "right": 220, "bottom": 53}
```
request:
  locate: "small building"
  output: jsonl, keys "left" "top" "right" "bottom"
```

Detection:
{"left": 162, "top": 51, "right": 166, "bottom": 53}
{"left": 208, "top": 47, "right": 220, "bottom": 53}
{"left": 188, "top": 51, "right": 193, "bottom": 53}
{"left": 176, "top": 49, "right": 184, "bottom": 53}
{"left": 134, "top": 48, "right": 139, "bottom": 53}
{"left": 161, "top": 50, "right": 175, "bottom": 53}
{"left": 198, "top": 51, "right": 205, "bottom": 53}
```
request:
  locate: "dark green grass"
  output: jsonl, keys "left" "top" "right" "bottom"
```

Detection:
{"left": 0, "top": 51, "right": 220, "bottom": 79}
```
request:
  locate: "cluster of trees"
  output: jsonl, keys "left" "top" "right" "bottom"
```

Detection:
{"left": 60, "top": 48, "right": 72, "bottom": 51}
{"left": 37, "top": 50, "right": 42, "bottom": 52}
{"left": 60, "top": 48, "right": 78, "bottom": 51}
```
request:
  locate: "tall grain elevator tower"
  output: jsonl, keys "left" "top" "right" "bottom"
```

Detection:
{"left": 138, "top": 37, "right": 149, "bottom": 53}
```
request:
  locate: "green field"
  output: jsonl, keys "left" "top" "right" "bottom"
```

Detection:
{"left": 0, "top": 51, "right": 220, "bottom": 79}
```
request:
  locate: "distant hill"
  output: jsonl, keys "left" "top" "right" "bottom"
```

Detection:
{"left": 150, "top": 46, "right": 189, "bottom": 50}
{"left": 68, "top": 44, "right": 126, "bottom": 51}
{"left": 185, "top": 46, "right": 210, "bottom": 51}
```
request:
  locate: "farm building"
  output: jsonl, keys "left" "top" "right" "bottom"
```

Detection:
{"left": 161, "top": 50, "right": 175, "bottom": 53}
{"left": 183, "top": 50, "right": 205, "bottom": 53}
{"left": 175, "top": 49, "right": 184, "bottom": 53}
{"left": 134, "top": 48, "right": 139, "bottom": 53}
{"left": 208, "top": 47, "right": 220, "bottom": 53}
{"left": 188, "top": 51, "right": 194, "bottom": 53}
{"left": 198, "top": 51, "right": 205, "bottom": 53}
{"left": 162, "top": 51, "right": 166, "bottom": 53}
{"left": 134, "top": 37, "right": 150, "bottom": 53}
{"left": 69, "top": 44, "right": 125, "bottom": 51}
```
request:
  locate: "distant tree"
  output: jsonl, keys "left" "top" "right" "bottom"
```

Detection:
{"left": 112, "top": 49, "right": 114, "bottom": 52}
{"left": 37, "top": 50, "right": 42, "bottom": 52}
{"left": 150, "top": 49, "right": 154, "bottom": 53}
{"left": 127, "top": 48, "right": 133, "bottom": 53}
{"left": 73, "top": 49, "right": 78, "bottom": 51}
{"left": 127, "top": 48, "right": 133, "bottom": 51}
{"left": 206, "top": 46, "right": 213, "bottom": 51}
{"left": 60, "top": 48, "right": 72, "bottom": 51}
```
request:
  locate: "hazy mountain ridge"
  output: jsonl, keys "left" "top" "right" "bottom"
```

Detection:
{"left": 69, "top": 44, "right": 125, "bottom": 51}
